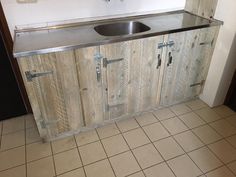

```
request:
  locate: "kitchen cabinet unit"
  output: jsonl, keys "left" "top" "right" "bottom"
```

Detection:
{"left": 14, "top": 11, "right": 222, "bottom": 141}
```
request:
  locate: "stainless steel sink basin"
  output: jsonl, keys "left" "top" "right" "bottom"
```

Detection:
{"left": 94, "top": 21, "right": 151, "bottom": 36}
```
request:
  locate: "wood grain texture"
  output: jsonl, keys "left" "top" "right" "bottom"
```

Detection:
{"left": 74, "top": 46, "right": 104, "bottom": 126}
{"left": 160, "top": 30, "right": 201, "bottom": 106}
{"left": 18, "top": 51, "right": 83, "bottom": 140}
{"left": 185, "top": 0, "right": 218, "bottom": 19}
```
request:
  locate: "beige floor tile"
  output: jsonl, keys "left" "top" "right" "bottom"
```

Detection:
{"left": 116, "top": 118, "right": 139, "bottom": 132}
{"left": 179, "top": 112, "right": 205, "bottom": 129}
{"left": 206, "top": 166, "right": 235, "bottom": 177}
{"left": 123, "top": 128, "right": 150, "bottom": 149}
{"left": 135, "top": 113, "right": 158, "bottom": 126}
{"left": 185, "top": 99, "right": 208, "bottom": 110}
{"left": 210, "top": 119, "right": 236, "bottom": 137}
{"left": 1, "top": 130, "right": 25, "bottom": 150}
{"left": 213, "top": 105, "right": 235, "bottom": 118}
{"left": 54, "top": 148, "right": 82, "bottom": 175}
{"left": 144, "top": 162, "right": 175, "bottom": 177}
{"left": 133, "top": 144, "right": 163, "bottom": 169}
{"left": 226, "top": 115, "right": 236, "bottom": 127}
{"left": 195, "top": 108, "right": 221, "bottom": 123}
{"left": 25, "top": 114, "right": 36, "bottom": 129}
{"left": 167, "top": 154, "right": 202, "bottom": 177}
{"left": 154, "top": 137, "right": 184, "bottom": 160}
{"left": 101, "top": 134, "right": 129, "bottom": 157}
{"left": 208, "top": 140, "right": 236, "bottom": 163}
{"left": 0, "top": 146, "right": 25, "bottom": 171}
{"left": 26, "top": 141, "right": 52, "bottom": 162}
{"left": 161, "top": 117, "right": 188, "bottom": 135}
{"left": 27, "top": 156, "right": 55, "bottom": 177}
{"left": 227, "top": 135, "right": 236, "bottom": 148}
{"left": 174, "top": 131, "right": 204, "bottom": 152}
{"left": 143, "top": 122, "right": 170, "bottom": 142}
{"left": 188, "top": 147, "right": 223, "bottom": 173}
{"left": 58, "top": 168, "right": 85, "bottom": 177}
{"left": 2, "top": 116, "right": 25, "bottom": 135}
{"left": 97, "top": 123, "right": 120, "bottom": 139}
{"left": 170, "top": 104, "right": 192, "bottom": 115}
{"left": 110, "top": 151, "right": 140, "bottom": 177}
{"left": 79, "top": 141, "right": 106, "bottom": 165}
{"left": 26, "top": 128, "right": 41, "bottom": 144}
{"left": 228, "top": 161, "right": 236, "bottom": 175}
{"left": 84, "top": 159, "right": 115, "bottom": 177}
{"left": 75, "top": 130, "right": 99, "bottom": 146}
{"left": 153, "top": 108, "right": 175, "bottom": 121}
{"left": 52, "top": 136, "right": 76, "bottom": 154}
{"left": 0, "top": 165, "right": 25, "bottom": 177}
{"left": 128, "top": 171, "right": 145, "bottom": 177}
{"left": 193, "top": 125, "right": 222, "bottom": 144}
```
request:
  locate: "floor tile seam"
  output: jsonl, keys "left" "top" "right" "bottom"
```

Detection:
{"left": 114, "top": 122, "right": 146, "bottom": 176}
{"left": 153, "top": 113, "right": 205, "bottom": 176}
{"left": 135, "top": 118, "right": 178, "bottom": 177}
{"left": 73, "top": 135, "right": 88, "bottom": 177}
{"left": 95, "top": 129, "right": 118, "bottom": 177}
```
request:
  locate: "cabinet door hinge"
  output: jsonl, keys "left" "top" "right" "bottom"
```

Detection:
{"left": 158, "top": 41, "right": 175, "bottom": 49}
{"left": 25, "top": 70, "right": 53, "bottom": 82}
{"left": 190, "top": 80, "right": 205, "bottom": 87}
{"left": 103, "top": 58, "right": 124, "bottom": 68}
{"left": 39, "top": 119, "right": 59, "bottom": 129}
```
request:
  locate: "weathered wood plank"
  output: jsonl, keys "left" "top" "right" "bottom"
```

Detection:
{"left": 185, "top": 0, "right": 218, "bottom": 19}
{"left": 100, "top": 42, "right": 130, "bottom": 119}
{"left": 74, "top": 46, "right": 104, "bottom": 126}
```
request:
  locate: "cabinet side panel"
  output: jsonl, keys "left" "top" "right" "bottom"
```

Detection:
{"left": 185, "top": 0, "right": 218, "bottom": 19}
{"left": 75, "top": 47, "right": 104, "bottom": 126}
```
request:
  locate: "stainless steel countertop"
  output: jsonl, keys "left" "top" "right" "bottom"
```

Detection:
{"left": 13, "top": 10, "right": 222, "bottom": 58}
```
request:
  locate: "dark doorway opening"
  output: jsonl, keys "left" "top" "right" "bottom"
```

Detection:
{"left": 0, "top": 2, "right": 32, "bottom": 120}
{"left": 225, "top": 70, "right": 236, "bottom": 111}
{"left": 0, "top": 31, "right": 27, "bottom": 120}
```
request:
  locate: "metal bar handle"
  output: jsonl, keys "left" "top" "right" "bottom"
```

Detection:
{"left": 167, "top": 52, "right": 173, "bottom": 67}
{"left": 156, "top": 54, "right": 162, "bottom": 69}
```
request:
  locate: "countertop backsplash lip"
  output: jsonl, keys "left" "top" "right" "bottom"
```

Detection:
{"left": 14, "top": 8, "right": 184, "bottom": 32}
{"left": 13, "top": 10, "right": 223, "bottom": 58}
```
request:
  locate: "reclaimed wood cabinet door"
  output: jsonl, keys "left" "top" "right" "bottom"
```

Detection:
{"left": 18, "top": 51, "right": 84, "bottom": 141}
{"left": 100, "top": 36, "right": 164, "bottom": 120}
{"left": 160, "top": 30, "right": 201, "bottom": 106}
{"left": 186, "top": 26, "right": 219, "bottom": 99}
{"left": 160, "top": 26, "right": 219, "bottom": 106}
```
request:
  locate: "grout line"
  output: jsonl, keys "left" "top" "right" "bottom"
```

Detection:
{"left": 135, "top": 115, "right": 178, "bottom": 177}
{"left": 49, "top": 142, "right": 57, "bottom": 177}
{"left": 114, "top": 121, "right": 147, "bottom": 177}
{"left": 73, "top": 135, "right": 88, "bottom": 177}
{"left": 95, "top": 128, "right": 118, "bottom": 177}
{"left": 24, "top": 117, "right": 27, "bottom": 177}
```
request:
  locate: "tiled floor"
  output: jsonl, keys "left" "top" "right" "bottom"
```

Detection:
{"left": 0, "top": 100, "right": 236, "bottom": 177}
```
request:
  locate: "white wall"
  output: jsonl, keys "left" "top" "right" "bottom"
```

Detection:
{"left": 1, "top": 0, "right": 185, "bottom": 36}
{"left": 200, "top": 0, "right": 236, "bottom": 107}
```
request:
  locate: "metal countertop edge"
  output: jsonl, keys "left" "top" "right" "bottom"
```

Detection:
{"left": 13, "top": 12, "right": 223, "bottom": 58}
